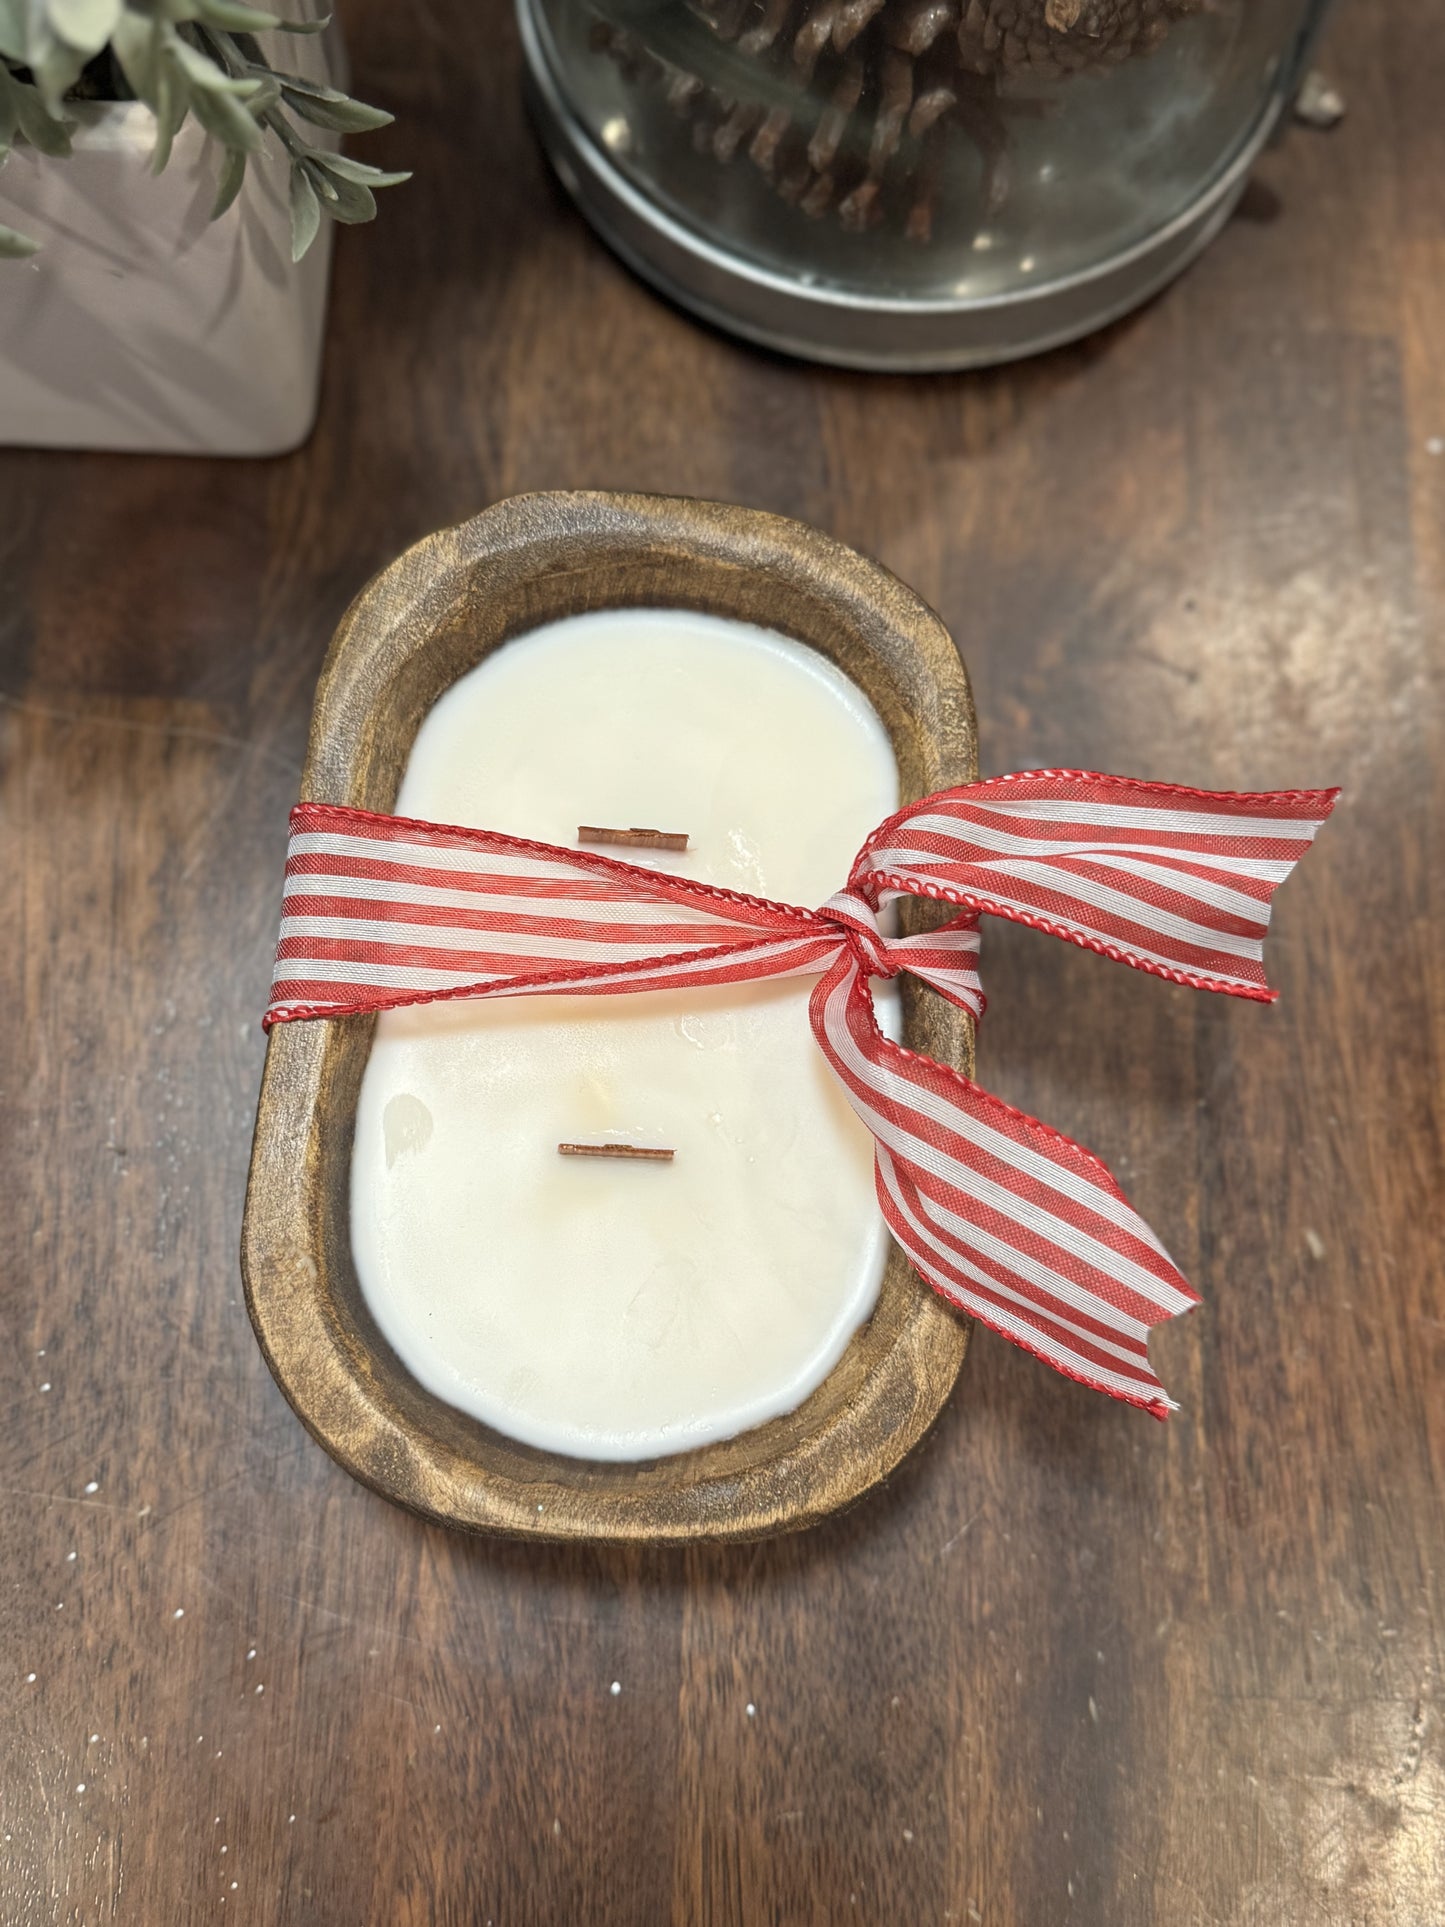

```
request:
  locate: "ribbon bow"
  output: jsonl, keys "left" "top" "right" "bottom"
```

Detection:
{"left": 266, "top": 770, "right": 1336, "bottom": 1417}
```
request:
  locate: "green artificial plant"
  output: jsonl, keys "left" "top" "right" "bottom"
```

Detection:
{"left": 0, "top": 0, "right": 408, "bottom": 260}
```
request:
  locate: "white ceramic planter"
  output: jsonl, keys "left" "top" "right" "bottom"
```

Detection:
{"left": 0, "top": 29, "right": 338, "bottom": 456}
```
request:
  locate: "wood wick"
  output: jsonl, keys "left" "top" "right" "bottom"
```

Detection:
{"left": 578, "top": 825, "right": 690, "bottom": 852}
{"left": 558, "top": 1142, "right": 675, "bottom": 1162}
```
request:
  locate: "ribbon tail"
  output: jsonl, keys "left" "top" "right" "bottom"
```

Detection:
{"left": 810, "top": 953, "right": 1199, "bottom": 1417}
{"left": 858, "top": 771, "right": 1340, "bottom": 1002}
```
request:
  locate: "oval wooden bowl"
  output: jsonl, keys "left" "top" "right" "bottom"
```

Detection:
{"left": 241, "top": 491, "right": 978, "bottom": 1543}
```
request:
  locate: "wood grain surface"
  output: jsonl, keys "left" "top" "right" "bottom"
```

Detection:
{"left": 1, "top": 1, "right": 1441, "bottom": 1920}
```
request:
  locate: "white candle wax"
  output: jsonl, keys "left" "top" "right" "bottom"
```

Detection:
{"left": 350, "top": 608, "right": 902, "bottom": 1460}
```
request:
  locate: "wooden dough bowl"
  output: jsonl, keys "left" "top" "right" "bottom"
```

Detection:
{"left": 241, "top": 491, "right": 978, "bottom": 1543}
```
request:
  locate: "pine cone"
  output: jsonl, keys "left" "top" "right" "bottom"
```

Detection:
{"left": 593, "top": 0, "right": 1205, "bottom": 241}
{"left": 956, "top": 0, "right": 1198, "bottom": 79}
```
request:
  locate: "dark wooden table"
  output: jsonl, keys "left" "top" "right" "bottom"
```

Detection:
{"left": 3, "top": 3, "right": 1441, "bottom": 1921}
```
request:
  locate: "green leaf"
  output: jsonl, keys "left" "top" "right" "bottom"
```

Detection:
{"left": 243, "top": 72, "right": 279, "bottom": 112}
{"left": 210, "top": 138, "right": 244, "bottom": 216}
{"left": 1, "top": 66, "right": 74, "bottom": 155}
{"left": 288, "top": 156, "right": 318, "bottom": 258}
{"left": 0, "top": 217, "right": 39, "bottom": 256}
{"left": 310, "top": 150, "right": 409, "bottom": 188}
{"left": 168, "top": 31, "right": 262, "bottom": 96}
{"left": 111, "top": 9, "right": 160, "bottom": 100}
{"left": 249, "top": 65, "right": 337, "bottom": 99}
{"left": 279, "top": 86, "right": 391, "bottom": 133}
{"left": 150, "top": 54, "right": 185, "bottom": 170}
{"left": 45, "top": 0, "right": 122, "bottom": 53}
{"left": 28, "top": 31, "right": 89, "bottom": 114}
{"left": 274, "top": 10, "right": 330, "bottom": 30}
{"left": 0, "top": 0, "right": 25, "bottom": 61}
{"left": 184, "top": 69, "right": 263, "bottom": 148}
{"left": 307, "top": 159, "right": 373, "bottom": 223}
{"left": 193, "top": 0, "right": 279, "bottom": 28}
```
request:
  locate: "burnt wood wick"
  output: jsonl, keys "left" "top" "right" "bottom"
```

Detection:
{"left": 558, "top": 1142, "right": 676, "bottom": 1162}
{"left": 578, "top": 825, "right": 690, "bottom": 852}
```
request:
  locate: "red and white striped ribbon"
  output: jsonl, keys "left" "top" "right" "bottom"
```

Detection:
{"left": 267, "top": 771, "right": 1337, "bottom": 1417}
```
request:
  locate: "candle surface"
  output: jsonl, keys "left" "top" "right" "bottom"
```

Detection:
{"left": 350, "top": 609, "right": 901, "bottom": 1460}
